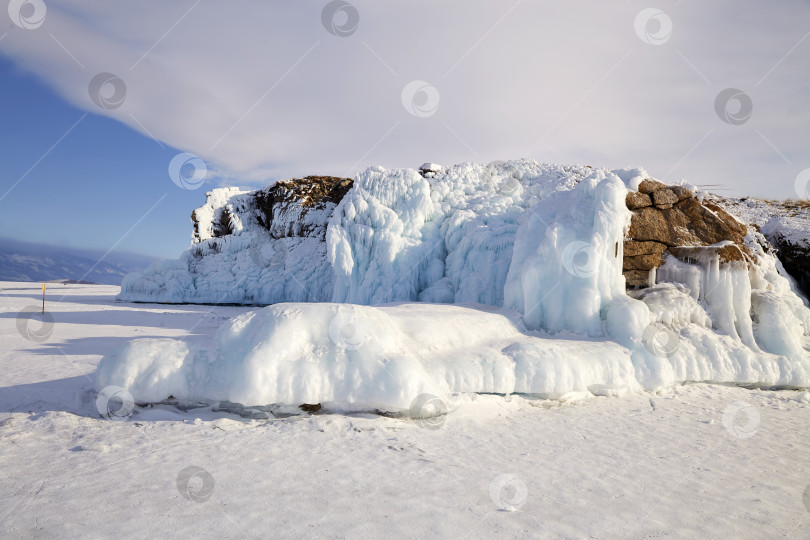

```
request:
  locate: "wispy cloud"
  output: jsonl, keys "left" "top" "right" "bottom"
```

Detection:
{"left": 1, "top": 1, "right": 809, "bottom": 198}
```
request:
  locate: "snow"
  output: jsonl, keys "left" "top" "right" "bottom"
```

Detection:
{"left": 706, "top": 193, "right": 810, "bottom": 251}
{"left": 2, "top": 283, "right": 810, "bottom": 537}
{"left": 762, "top": 216, "right": 810, "bottom": 248}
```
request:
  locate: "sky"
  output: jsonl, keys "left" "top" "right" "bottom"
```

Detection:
{"left": 1, "top": 0, "right": 809, "bottom": 258}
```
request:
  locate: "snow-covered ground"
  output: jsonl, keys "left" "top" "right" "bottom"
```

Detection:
{"left": 3, "top": 282, "right": 810, "bottom": 538}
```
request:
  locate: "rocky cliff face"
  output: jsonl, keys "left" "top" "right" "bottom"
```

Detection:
{"left": 622, "top": 179, "right": 751, "bottom": 288}
{"left": 763, "top": 225, "right": 810, "bottom": 297}
{"left": 253, "top": 176, "right": 354, "bottom": 240}
{"left": 190, "top": 176, "right": 353, "bottom": 244}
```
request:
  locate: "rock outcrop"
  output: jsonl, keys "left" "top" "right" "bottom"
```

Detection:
{"left": 190, "top": 176, "right": 353, "bottom": 243}
{"left": 253, "top": 176, "right": 353, "bottom": 240}
{"left": 762, "top": 218, "right": 810, "bottom": 298}
{"left": 622, "top": 180, "right": 751, "bottom": 287}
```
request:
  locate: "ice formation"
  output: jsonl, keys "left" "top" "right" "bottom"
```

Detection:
{"left": 104, "top": 160, "right": 810, "bottom": 409}
{"left": 96, "top": 302, "right": 642, "bottom": 409}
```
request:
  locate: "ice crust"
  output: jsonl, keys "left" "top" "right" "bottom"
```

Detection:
{"left": 104, "top": 160, "right": 810, "bottom": 408}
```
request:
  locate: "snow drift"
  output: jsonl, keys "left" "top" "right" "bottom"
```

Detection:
{"left": 102, "top": 160, "right": 810, "bottom": 410}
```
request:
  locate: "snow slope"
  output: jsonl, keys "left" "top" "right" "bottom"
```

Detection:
{"left": 3, "top": 283, "right": 810, "bottom": 538}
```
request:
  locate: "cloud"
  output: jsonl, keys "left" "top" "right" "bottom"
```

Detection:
{"left": 2, "top": 0, "right": 810, "bottom": 198}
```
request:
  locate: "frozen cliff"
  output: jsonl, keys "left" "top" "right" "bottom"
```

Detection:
{"left": 105, "top": 160, "right": 810, "bottom": 409}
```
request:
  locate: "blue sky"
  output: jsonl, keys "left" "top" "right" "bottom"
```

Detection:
{"left": 0, "top": 55, "right": 216, "bottom": 258}
{"left": 1, "top": 1, "right": 809, "bottom": 259}
{"left": 0, "top": 56, "right": 205, "bottom": 258}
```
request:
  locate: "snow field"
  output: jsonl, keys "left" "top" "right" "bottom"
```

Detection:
{"left": 3, "top": 283, "right": 810, "bottom": 538}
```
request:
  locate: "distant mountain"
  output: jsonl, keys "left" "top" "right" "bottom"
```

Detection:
{"left": 0, "top": 237, "right": 160, "bottom": 285}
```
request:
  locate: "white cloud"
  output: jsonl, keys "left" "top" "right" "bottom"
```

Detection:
{"left": 2, "top": 0, "right": 810, "bottom": 198}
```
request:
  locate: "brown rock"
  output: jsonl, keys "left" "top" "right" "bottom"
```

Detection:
{"left": 638, "top": 179, "right": 668, "bottom": 194}
{"left": 652, "top": 189, "right": 679, "bottom": 207}
{"left": 623, "top": 269, "right": 652, "bottom": 288}
{"left": 626, "top": 192, "right": 653, "bottom": 210}
{"left": 624, "top": 240, "right": 668, "bottom": 258}
{"left": 627, "top": 207, "right": 676, "bottom": 245}
{"left": 666, "top": 198, "right": 747, "bottom": 246}
{"left": 627, "top": 198, "right": 747, "bottom": 248}
{"left": 702, "top": 202, "right": 748, "bottom": 238}
{"left": 623, "top": 241, "right": 668, "bottom": 273}
{"left": 299, "top": 403, "right": 322, "bottom": 413}
{"left": 624, "top": 253, "right": 667, "bottom": 270}
{"left": 624, "top": 188, "right": 754, "bottom": 290}
{"left": 670, "top": 185, "right": 693, "bottom": 201}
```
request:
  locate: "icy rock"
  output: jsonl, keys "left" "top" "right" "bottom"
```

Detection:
{"left": 622, "top": 181, "right": 751, "bottom": 287}
{"left": 418, "top": 163, "right": 443, "bottom": 177}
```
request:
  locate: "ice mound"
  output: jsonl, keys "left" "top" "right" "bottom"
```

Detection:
{"left": 96, "top": 302, "right": 642, "bottom": 408}
{"left": 97, "top": 298, "right": 810, "bottom": 410}
{"left": 104, "top": 160, "right": 810, "bottom": 408}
